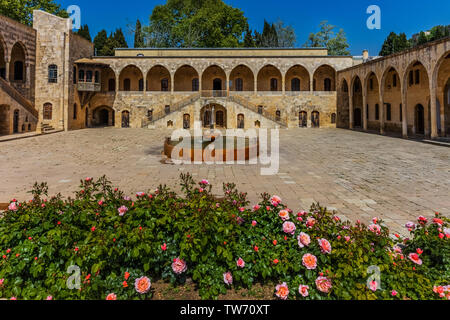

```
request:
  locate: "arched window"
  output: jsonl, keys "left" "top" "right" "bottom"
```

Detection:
{"left": 270, "top": 78, "right": 278, "bottom": 91}
{"left": 78, "top": 70, "right": 85, "bottom": 82}
{"left": 235, "top": 78, "right": 243, "bottom": 91}
{"left": 324, "top": 78, "right": 332, "bottom": 91}
{"left": 108, "top": 78, "right": 116, "bottom": 92}
{"left": 48, "top": 65, "right": 58, "bottom": 83}
{"left": 275, "top": 110, "right": 281, "bottom": 121}
{"left": 342, "top": 81, "right": 348, "bottom": 92}
{"left": 14, "top": 61, "right": 24, "bottom": 81}
{"left": 331, "top": 113, "right": 337, "bottom": 124}
{"left": 237, "top": 114, "right": 245, "bottom": 129}
{"left": 43, "top": 103, "right": 52, "bottom": 120}
{"left": 192, "top": 78, "right": 199, "bottom": 91}
{"left": 161, "top": 78, "right": 169, "bottom": 91}
{"left": 123, "top": 78, "right": 131, "bottom": 91}
{"left": 291, "top": 78, "right": 300, "bottom": 91}
{"left": 183, "top": 114, "right": 190, "bottom": 129}
{"left": 73, "top": 104, "right": 77, "bottom": 120}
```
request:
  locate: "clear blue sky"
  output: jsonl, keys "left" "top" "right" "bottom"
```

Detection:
{"left": 57, "top": 0, "right": 450, "bottom": 55}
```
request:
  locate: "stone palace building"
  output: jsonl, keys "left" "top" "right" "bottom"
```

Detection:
{"left": 0, "top": 10, "right": 449, "bottom": 138}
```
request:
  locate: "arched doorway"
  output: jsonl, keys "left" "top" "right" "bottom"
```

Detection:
{"left": 200, "top": 104, "right": 226, "bottom": 128}
{"left": 174, "top": 65, "right": 199, "bottom": 91}
{"left": 121, "top": 111, "right": 130, "bottom": 128}
{"left": 354, "top": 108, "right": 362, "bottom": 128}
{"left": 92, "top": 106, "right": 114, "bottom": 127}
{"left": 285, "top": 65, "right": 310, "bottom": 92}
{"left": 313, "top": 65, "right": 336, "bottom": 91}
{"left": 311, "top": 111, "right": 320, "bottom": 128}
{"left": 213, "top": 78, "right": 222, "bottom": 91}
{"left": 257, "top": 65, "right": 282, "bottom": 92}
{"left": 415, "top": 104, "right": 425, "bottom": 135}
{"left": 202, "top": 65, "right": 226, "bottom": 95}
{"left": 10, "top": 42, "right": 26, "bottom": 82}
{"left": 230, "top": 65, "right": 254, "bottom": 92}
{"left": 299, "top": 111, "right": 307, "bottom": 127}
{"left": 13, "top": 109, "right": 19, "bottom": 133}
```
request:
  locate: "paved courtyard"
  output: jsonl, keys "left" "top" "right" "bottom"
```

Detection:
{"left": 1, "top": 127, "right": 449, "bottom": 233}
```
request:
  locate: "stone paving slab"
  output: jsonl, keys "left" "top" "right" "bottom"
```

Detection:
{"left": 0, "top": 127, "right": 449, "bottom": 235}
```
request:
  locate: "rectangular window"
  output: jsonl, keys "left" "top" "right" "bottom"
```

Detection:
{"left": 375, "top": 104, "right": 379, "bottom": 120}
{"left": 161, "top": 79, "right": 169, "bottom": 91}
{"left": 192, "top": 78, "right": 199, "bottom": 91}
{"left": 415, "top": 70, "right": 420, "bottom": 84}
{"left": 400, "top": 104, "right": 403, "bottom": 122}
{"left": 165, "top": 105, "right": 170, "bottom": 114}
{"left": 409, "top": 71, "right": 414, "bottom": 86}
{"left": 386, "top": 103, "right": 392, "bottom": 121}
{"left": 369, "top": 78, "right": 373, "bottom": 90}
{"left": 366, "top": 105, "right": 369, "bottom": 120}
{"left": 392, "top": 74, "right": 397, "bottom": 87}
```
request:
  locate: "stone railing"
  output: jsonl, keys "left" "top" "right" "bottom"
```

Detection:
{"left": 77, "top": 82, "right": 101, "bottom": 92}
{"left": 142, "top": 92, "right": 201, "bottom": 127}
{"left": 228, "top": 94, "right": 287, "bottom": 127}
{"left": 0, "top": 77, "right": 38, "bottom": 119}
{"left": 201, "top": 90, "right": 228, "bottom": 98}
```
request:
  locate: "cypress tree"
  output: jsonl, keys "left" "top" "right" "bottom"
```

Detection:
{"left": 134, "top": 19, "right": 145, "bottom": 48}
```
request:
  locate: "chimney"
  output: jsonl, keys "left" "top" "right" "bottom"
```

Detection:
{"left": 363, "top": 50, "right": 369, "bottom": 62}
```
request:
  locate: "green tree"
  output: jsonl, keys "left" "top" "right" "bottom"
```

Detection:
{"left": 144, "top": 0, "right": 248, "bottom": 48}
{"left": 93, "top": 30, "right": 108, "bottom": 56}
{"left": 0, "top": 0, "right": 68, "bottom": 25}
{"left": 75, "top": 24, "right": 92, "bottom": 42}
{"left": 416, "top": 31, "right": 429, "bottom": 46}
{"left": 379, "top": 32, "right": 397, "bottom": 56}
{"left": 113, "top": 28, "right": 128, "bottom": 48}
{"left": 304, "top": 21, "right": 349, "bottom": 55}
{"left": 255, "top": 20, "right": 279, "bottom": 47}
{"left": 274, "top": 20, "right": 296, "bottom": 48}
{"left": 134, "top": 19, "right": 144, "bottom": 48}
{"left": 243, "top": 26, "right": 255, "bottom": 47}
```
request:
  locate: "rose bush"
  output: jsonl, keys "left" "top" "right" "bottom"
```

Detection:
{"left": 0, "top": 174, "right": 448, "bottom": 300}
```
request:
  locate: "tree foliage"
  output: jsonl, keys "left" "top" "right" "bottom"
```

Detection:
{"left": 75, "top": 24, "right": 92, "bottom": 42}
{"left": 304, "top": 21, "right": 350, "bottom": 55}
{"left": 0, "top": 0, "right": 68, "bottom": 25}
{"left": 94, "top": 29, "right": 128, "bottom": 56}
{"left": 143, "top": 0, "right": 248, "bottom": 48}
{"left": 134, "top": 19, "right": 144, "bottom": 48}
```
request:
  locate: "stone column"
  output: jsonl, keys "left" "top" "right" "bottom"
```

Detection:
{"left": 5, "top": 59, "right": 9, "bottom": 82}
{"left": 349, "top": 89, "right": 354, "bottom": 129}
{"left": 429, "top": 78, "right": 438, "bottom": 139}
{"left": 171, "top": 74, "right": 174, "bottom": 94}
{"left": 379, "top": 94, "right": 385, "bottom": 134}
{"left": 226, "top": 73, "right": 230, "bottom": 97}
{"left": 309, "top": 74, "right": 314, "bottom": 92}
{"left": 401, "top": 89, "right": 408, "bottom": 138}
{"left": 115, "top": 75, "right": 120, "bottom": 97}
{"left": 254, "top": 75, "right": 257, "bottom": 95}
{"left": 362, "top": 86, "right": 368, "bottom": 131}
{"left": 282, "top": 73, "right": 285, "bottom": 95}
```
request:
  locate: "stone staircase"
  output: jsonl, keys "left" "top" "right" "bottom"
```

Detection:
{"left": 142, "top": 93, "right": 201, "bottom": 128}
{"left": 41, "top": 123, "right": 56, "bottom": 133}
{"left": 143, "top": 91, "right": 287, "bottom": 128}
{"left": 0, "top": 77, "right": 38, "bottom": 119}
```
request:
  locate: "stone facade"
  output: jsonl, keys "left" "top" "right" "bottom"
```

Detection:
{"left": 337, "top": 37, "right": 450, "bottom": 138}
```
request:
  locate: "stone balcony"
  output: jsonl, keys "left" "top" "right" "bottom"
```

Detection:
{"left": 77, "top": 82, "right": 101, "bottom": 92}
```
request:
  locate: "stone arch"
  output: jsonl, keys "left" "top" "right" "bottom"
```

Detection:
{"left": 403, "top": 60, "right": 431, "bottom": 135}
{"left": 257, "top": 64, "right": 282, "bottom": 91}
{"left": 351, "top": 75, "right": 363, "bottom": 128}
{"left": 237, "top": 113, "right": 245, "bottom": 129}
{"left": 43, "top": 102, "right": 53, "bottom": 120}
{"left": 121, "top": 110, "right": 130, "bottom": 128}
{"left": 313, "top": 65, "right": 336, "bottom": 91}
{"left": 92, "top": 105, "right": 115, "bottom": 127}
{"left": 202, "top": 65, "right": 226, "bottom": 92}
{"left": 433, "top": 51, "right": 450, "bottom": 136}
{"left": 285, "top": 65, "right": 310, "bottom": 91}
{"left": 119, "top": 65, "right": 143, "bottom": 91}
{"left": 311, "top": 110, "right": 320, "bottom": 128}
{"left": 200, "top": 104, "right": 227, "bottom": 128}
{"left": 365, "top": 71, "right": 380, "bottom": 128}
{"left": 9, "top": 42, "right": 27, "bottom": 82}
{"left": 147, "top": 65, "right": 171, "bottom": 91}
{"left": 101, "top": 67, "right": 116, "bottom": 92}
{"left": 380, "top": 66, "right": 402, "bottom": 130}
{"left": 230, "top": 64, "right": 254, "bottom": 92}
{"left": 174, "top": 65, "right": 199, "bottom": 91}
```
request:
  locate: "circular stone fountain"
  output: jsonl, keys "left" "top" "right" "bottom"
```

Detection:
{"left": 164, "top": 133, "right": 259, "bottom": 162}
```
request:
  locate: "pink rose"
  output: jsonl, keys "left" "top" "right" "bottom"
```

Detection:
{"left": 315, "top": 276, "right": 332, "bottom": 293}
{"left": 408, "top": 253, "right": 422, "bottom": 265}
{"left": 283, "top": 221, "right": 296, "bottom": 235}
{"left": 106, "top": 293, "right": 117, "bottom": 300}
{"left": 275, "top": 282, "right": 289, "bottom": 300}
{"left": 299, "top": 285, "right": 309, "bottom": 297}
{"left": 252, "top": 220, "right": 257, "bottom": 227}
{"left": 236, "top": 257, "right": 245, "bottom": 268}
{"left": 118, "top": 206, "right": 128, "bottom": 216}
{"left": 135, "top": 276, "right": 151, "bottom": 294}
{"left": 8, "top": 202, "right": 18, "bottom": 211}
{"left": 279, "top": 210, "right": 290, "bottom": 221}
{"left": 369, "top": 280, "right": 378, "bottom": 292}
{"left": 297, "top": 232, "right": 311, "bottom": 248}
{"left": 253, "top": 205, "right": 260, "bottom": 211}
{"left": 318, "top": 238, "right": 332, "bottom": 254}
{"left": 223, "top": 272, "right": 233, "bottom": 285}
{"left": 172, "top": 258, "right": 187, "bottom": 274}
